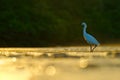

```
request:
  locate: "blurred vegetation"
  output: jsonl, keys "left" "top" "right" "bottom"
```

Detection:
{"left": 0, "top": 0, "right": 120, "bottom": 47}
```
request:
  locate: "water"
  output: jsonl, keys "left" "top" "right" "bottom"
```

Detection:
{"left": 0, "top": 46, "right": 120, "bottom": 80}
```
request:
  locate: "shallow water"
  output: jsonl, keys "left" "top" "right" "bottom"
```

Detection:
{"left": 0, "top": 46, "right": 120, "bottom": 80}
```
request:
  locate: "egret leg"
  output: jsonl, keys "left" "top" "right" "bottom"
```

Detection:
{"left": 90, "top": 45, "right": 93, "bottom": 52}
{"left": 92, "top": 45, "right": 97, "bottom": 52}
{"left": 89, "top": 45, "right": 94, "bottom": 58}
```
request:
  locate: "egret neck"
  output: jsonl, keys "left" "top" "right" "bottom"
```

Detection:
{"left": 83, "top": 23, "right": 87, "bottom": 35}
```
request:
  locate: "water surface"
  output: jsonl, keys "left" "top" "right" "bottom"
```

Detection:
{"left": 0, "top": 46, "right": 120, "bottom": 80}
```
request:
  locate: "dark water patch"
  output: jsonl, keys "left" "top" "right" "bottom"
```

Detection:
{"left": 52, "top": 53, "right": 69, "bottom": 58}
{"left": 105, "top": 63, "right": 120, "bottom": 68}
{"left": 107, "top": 52, "right": 120, "bottom": 58}
{"left": 87, "top": 64, "right": 99, "bottom": 69}
{"left": 115, "top": 52, "right": 120, "bottom": 58}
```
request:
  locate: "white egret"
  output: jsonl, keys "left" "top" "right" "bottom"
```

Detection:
{"left": 81, "top": 22, "right": 100, "bottom": 52}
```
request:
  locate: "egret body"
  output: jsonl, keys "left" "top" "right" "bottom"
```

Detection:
{"left": 81, "top": 22, "right": 100, "bottom": 52}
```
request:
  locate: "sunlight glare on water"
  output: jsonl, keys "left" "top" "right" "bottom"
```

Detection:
{"left": 45, "top": 65, "right": 56, "bottom": 76}
{"left": 0, "top": 46, "right": 119, "bottom": 80}
{"left": 79, "top": 58, "right": 89, "bottom": 68}
{"left": 0, "top": 59, "right": 31, "bottom": 80}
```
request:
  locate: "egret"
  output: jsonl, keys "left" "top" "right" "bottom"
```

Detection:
{"left": 81, "top": 22, "right": 100, "bottom": 52}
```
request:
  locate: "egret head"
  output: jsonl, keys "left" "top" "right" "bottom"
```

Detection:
{"left": 81, "top": 22, "right": 87, "bottom": 28}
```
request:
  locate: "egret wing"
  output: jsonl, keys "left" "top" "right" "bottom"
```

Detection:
{"left": 84, "top": 33, "right": 100, "bottom": 45}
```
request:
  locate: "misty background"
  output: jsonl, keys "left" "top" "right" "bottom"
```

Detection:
{"left": 0, "top": 0, "right": 120, "bottom": 47}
